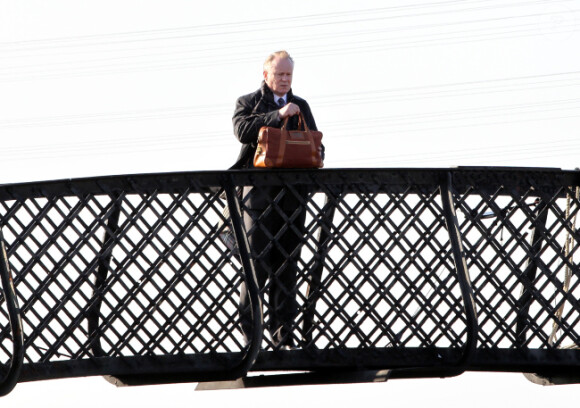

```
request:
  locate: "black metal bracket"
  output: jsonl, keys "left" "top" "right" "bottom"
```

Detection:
{"left": 222, "top": 176, "right": 263, "bottom": 378}
{"left": 88, "top": 195, "right": 122, "bottom": 357}
{"left": 195, "top": 368, "right": 392, "bottom": 390}
{"left": 440, "top": 172, "right": 478, "bottom": 372}
{"left": 516, "top": 198, "right": 548, "bottom": 347}
{"left": 303, "top": 192, "right": 337, "bottom": 345}
{"left": 0, "top": 227, "right": 24, "bottom": 397}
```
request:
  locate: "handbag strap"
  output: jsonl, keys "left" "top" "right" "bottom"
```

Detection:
{"left": 281, "top": 111, "right": 311, "bottom": 132}
{"left": 275, "top": 127, "right": 289, "bottom": 167}
{"left": 297, "top": 114, "right": 319, "bottom": 167}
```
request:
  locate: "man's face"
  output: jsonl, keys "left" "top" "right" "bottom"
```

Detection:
{"left": 264, "top": 57, "right": 293, "bottom": 97}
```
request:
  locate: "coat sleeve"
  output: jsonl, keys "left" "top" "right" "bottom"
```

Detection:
{"left": 232, "top": 95, "right": 281, "bottom": 145}
{"left": 297, "top": 99, "right": 324, "bottom": 159}
{"left": 299, "top": 100, "right": 318, "bottom": 132}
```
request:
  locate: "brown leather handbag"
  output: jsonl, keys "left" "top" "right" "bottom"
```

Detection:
{"left": 253, "top": 112, "right": 323, "bottom": 168}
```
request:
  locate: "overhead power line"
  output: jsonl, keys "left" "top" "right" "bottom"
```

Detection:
{"left": 0, "top": 1, "right": 577, "bottom": 81}
{"left": 1, "top": 71, "right": 580, "bottom": 130}
{"left": 2, "top": 14, "right": 577, "bottom": 73}
{"left": 1, "top": 96, "right": 578, "bottom": 161}
{"left": 0, "top": 0, "right": 568, "bottom": 51}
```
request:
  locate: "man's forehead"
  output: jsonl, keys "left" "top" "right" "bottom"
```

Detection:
{"left": 269, "top": 57, "right": 294, "bottom": 71}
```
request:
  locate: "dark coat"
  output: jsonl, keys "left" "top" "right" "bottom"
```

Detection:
{"left": 232, "top": 82, "right": 320, "bottom": 210}
{"left": 232, "top": 81, "right": 318, "bottom": 169}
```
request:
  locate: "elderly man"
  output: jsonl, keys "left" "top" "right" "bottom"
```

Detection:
{"left": 232, "top": 50, "right": 319, "bottom": 349}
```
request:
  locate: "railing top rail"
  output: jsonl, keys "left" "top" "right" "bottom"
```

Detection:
{"left": 0, "top": 167, "right": 577, "bottom": 200}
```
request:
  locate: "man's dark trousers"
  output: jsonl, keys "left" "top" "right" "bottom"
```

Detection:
{"left": 238, "top": 202, "right": 306, "bottom": 347}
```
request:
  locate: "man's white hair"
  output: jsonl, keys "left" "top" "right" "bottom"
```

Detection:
{"left": 263, "top": 50, "right": 294, "bottom": 71}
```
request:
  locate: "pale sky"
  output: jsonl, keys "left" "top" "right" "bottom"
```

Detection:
{"left": 1, "top": 0, "right": 580, "bottom": 406}
{"left": 1, "top": 0, "right": 580, "bottom": 185}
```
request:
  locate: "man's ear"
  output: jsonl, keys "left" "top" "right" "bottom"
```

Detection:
{"left": 263, "top": 70, "right": 268, "bottom": 81}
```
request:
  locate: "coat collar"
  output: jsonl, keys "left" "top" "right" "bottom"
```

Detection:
{"left": 260, "top": 81, "right": 293, "bottom": 103}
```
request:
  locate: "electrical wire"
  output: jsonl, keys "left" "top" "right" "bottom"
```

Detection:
{"left": 1, "top": 0, "right": 568, "bottom": 51}
{"left": 2, "top": 71, "right": 580, "bottom": 129}
{"left": 0, "top": 2, "right": 577, "bottom": 81}
{"left": 2, "top": 16, "right": 576, "bottom": 75}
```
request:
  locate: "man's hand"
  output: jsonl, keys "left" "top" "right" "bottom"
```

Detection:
{"left": 278, "top": 102, "right": 300, "bottom": 119}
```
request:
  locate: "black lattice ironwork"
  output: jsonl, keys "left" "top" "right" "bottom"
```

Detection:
{"left": 0, "top": 167, "right": 579, "bottom": 395}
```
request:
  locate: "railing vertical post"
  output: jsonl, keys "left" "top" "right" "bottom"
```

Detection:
{"left": 0, "top": 227, "right": 24, "bottom": 396}
{"left": 516, "top": 199, "right": 548, "bottom": 347}
{"left": 440, "top": 171, "right": 478, "bottom": 370}
{"left": 222, "top": 176, "right": 263, "bottom": 377}
{"left": 88, "top": 194, "right": 122, "bottom": 357}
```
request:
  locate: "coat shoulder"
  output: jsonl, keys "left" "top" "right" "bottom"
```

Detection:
{"left": 291, "top": 93, "right": 306, "bottom": 103}
{"left": 290, "top": 94, "right": 312, "bottom": 110}
{"left": 237, "top": 88, "right": 263, "bottom": 105}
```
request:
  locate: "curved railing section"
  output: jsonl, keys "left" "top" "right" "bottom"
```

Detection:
{"left": 440, "top": 172, "right": 478, "bottom": 373}
{"left": 0, "top": 228, "right": 24, "bottom": 396}
{"left": 0, "top": 167, "right": 578, "bottom": 395}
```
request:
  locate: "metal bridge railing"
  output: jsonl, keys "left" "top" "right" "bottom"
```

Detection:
{"left": 0, "top": 167, "right": 579, "bottom": 395}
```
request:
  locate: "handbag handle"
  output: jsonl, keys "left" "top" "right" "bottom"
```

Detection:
{"left": 281, "top": 111, "right": 311, "bottom": 132}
